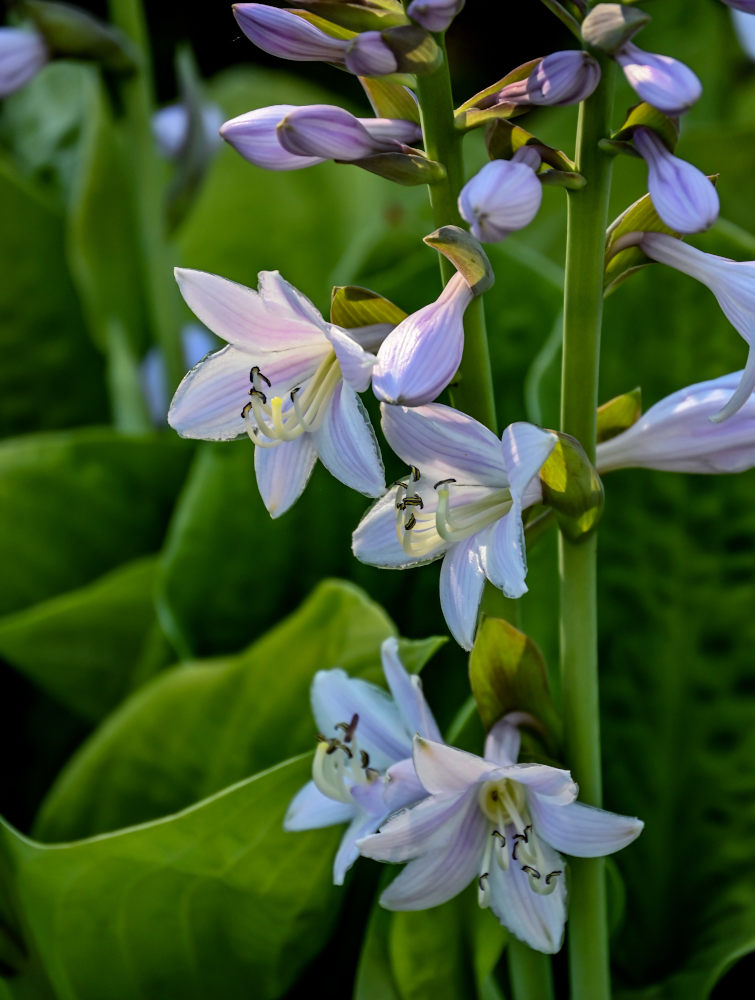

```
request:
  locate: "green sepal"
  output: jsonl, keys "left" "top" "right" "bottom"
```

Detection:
{"left": 469, "top": 616, "right": 562, "bottom": 754}
{"left": 454, "top": 58, "right": 540, "bottom": 128}
{"left": 581, "top": 2, "right": 650, "bottom": 55}
{"left": 596, "top": 387, "right": 642, "bottom": 443}
{"left": 351, "top": 151, "right": 446, "bottom": 185}
{"left": 539, "top": 431, "right": 604, "bottom": 542}
{"left": 22, "top": 0, "right": 137, "bottom": 72}
{"left": 374, "top": 25, "right": 443, "bottom": 74}
{"left": 359, "top": 75, "right": 421, "bottom": 123}
{"left": 611, "top": 101, "right": 680, "bottom": 152}
{"left": 330, "top": 285, "right": 407, "bottom": 328}
{"left": 423, "top": 225, "right": 494, "bottom": 295}
{"left": 539, "top": 169, "right": 587, "bottom": 190}
{"left": 485, "top": 119, "right": 577, "bottom": 173}
{"left": 291, "top": 8, "right": 358, "bottom": 40}
{"left": 293, "top": 1, "right": 407, "bottom": 31}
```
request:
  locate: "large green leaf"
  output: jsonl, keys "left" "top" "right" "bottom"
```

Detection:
{"left": 35, "top": 580, "right": 441, "bottom": 841}
{"left": 0, "top": 429, "right": 192, "bottom": 617}
{"left": 0, "top": 755, "right": 342, "bottom": 1000}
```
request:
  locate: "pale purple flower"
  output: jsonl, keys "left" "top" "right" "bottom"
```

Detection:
{"left": 731, "top": 8, "right": 755, "bottom": 60}
{"left": 640, "top": 233, "right": 755, "bottom": 422}
{"left": 0, "top": 27, "right": 48, "bottom": 98}
{"left": 632, "top": 127, "right": 718, "bottom": 234}
{"left": 233, "top": 3, "right": 349, "bottom": 63}
{"left": 492, "top": 51, "right": 601, "bottom": 108}
{"left": 615, "top": 41, "right": 701, "bottom": 115}
{"left": 358, "top": 720, "right": 643, "bottom": 953}
{"left": 372, "top": 273, "right": 475, "bottom": 406}
{"left": 458, "top": 150, "right": 543, "bottom": 244}
{"left": 221, "top": 104, "right": 421, "bottom": 170}
{"left": 352, "top": 404, "right": 557, "bottom": 650}
{"left": 407, "top": 0, "right": 465, "bottom": 33}
{"left": 285, "top": 637, "right": 441, "bottom": 884}
{"left": 168, "top": 268, "right": 390, "bottom": 516}
{"left": 597, "top": 373, "right": 755, "bottom": 473}
{"left": 152, "top": 102, "right": 224, "bottom": 160}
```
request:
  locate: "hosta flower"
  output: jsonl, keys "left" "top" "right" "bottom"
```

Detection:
{"left": 614, "top": 41, "right": 701, "bottom": 115}
{"left": 458, "top": 149, "right": 543, "bottom": 244}
{"left": 632, "top": 127, "right": 718, "bottom": 234}
{"left": 285, "top": 637, "right": 442, "bottom": 884}
{"left": 221, "top": 104, "right": 421, "bottom": 171}
{"left": 168, "top": 268, "right": 389, "bottom": 516}
{"left": 640, "top": 232, "right": 755, "bottom": 421}
{"left": 352, "top": 403, "right": 557, "bottom": 650}
{"left": 371, "top": 273, "right": 475, "bottom": 406}
{"left": 358, "top": 719, "right": 643, "bottom": 953}
{"left": 407, "top": 0, "right": 465, "bottom": 33}
{"left": 597, "top": 372, "right": 755, "bottom": 473}
{"left": 731, "top": 7, "right": 755, "bottom": 60}
{"left": 492, "top": 51, "right": 601, "bottom": 108}
{"left": 0, "top": 27, "right": 48, "bottom": 98}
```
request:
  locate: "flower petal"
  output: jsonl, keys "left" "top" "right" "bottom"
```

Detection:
{"left": 487, "top": 838, "right": 566, "bottom": 953}
{"left": 501, "top": 422, "right": 557, "bottom": 500}
{"left": 384, "top": 757, "right": 429, "bottom": 811}
{"left": 359, "top": 789, "right": 471, "bottom": 862}
{"left": 333, "top": 805, "right": 387, "bottom": 885}
{"left": 527, "top": 797, "right": 644, "bottom": 858}
{"left": 312, "top": 382, "right": 385, "bottom": 496}
{"left": 498, "top": 763, "right": 578, "bottom": 804}
{"left": 0, "top": 28, "right": 47, "bottom": 98}
{"left": 380, "top": 637, "right": 443, "bottom": 743}
{"left": 168, "top": 345, "right": 251, "bottom": 440}
{"left": 484, "top": 718, "right": 522, "bottom": 765}
{"left": 254, "top": 435, "right": 318, "bottom": 517}
{"left": 352, "top": 485, "right": 448, "bottom": 569}
{"left": 325, "top": 325, "right": 378, "bottom": 392}
{"left": 413, "top": 735, "right": 498, "bottom": 795}
{"left": 284, "top": 779, "right": 355, "bottom": 831}
{"left": 479, "top": 507, "right": 528, "bottom": 599}
{"left": 439, "top": 535, "right": 487, "bottom": 651}
{"left": 711, "top": 347, "right": 755, "bottom": 423}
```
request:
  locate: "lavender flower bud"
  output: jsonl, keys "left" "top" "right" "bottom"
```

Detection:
{"left": 233, "top": 3, "right": 348, "bottom": 63}
{"left": 407, "top": 0, "right": 466, "bottom": 33}
{"left": 615, "top": 42, "right": 701, "bottom": 115}
{"left": 344, "top": 31, "right": 398, "bottom": 75}
{"left": 221, "top": 104, "right": 327, "bottom": 170}
{"left": 0, "top": 28, "right": 48, "bottom": 98}
{"left": 277, "top": 105, "right": 417, "bottom": 160}
{"left": 495, "top": 50, "right": 601, "bottom": 108}
{"left": 458, "top": 153, "right": 543, "bottom": 244}
{"left": 633, "top": 127, "right": 719, "bottom": 234}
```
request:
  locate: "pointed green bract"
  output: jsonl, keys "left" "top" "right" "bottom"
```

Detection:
{"left": 596, "top": 387, "right": 642, "bottom": 443}
{"left": 539, "top": 433, "right": 604, "bottom": 542}
{"left": 330, "top": 284, "right": 408, "bottom": 329}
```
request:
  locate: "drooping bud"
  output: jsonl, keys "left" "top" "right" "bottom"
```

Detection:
{"left": 615, "top": 41, "right": 701, "bottom": 115}
{"left": 581, "top": 3, "right": 650, "bottom": 55}
{"left": 221, "top": 104, "right": 327, "bottom": 170}
{"left": 422, "top": 225, "right": 494, "bottom": 295}
{"left": 493, "top": 50, "right": 601, "bottom": 107}
{"left": 407, "top": 0, "right": 465, "bottom": 33}
{"left": 277, "top": 104, "right": 419, "bottom": 159}
{"left": 458, "top": 151, "right": 543, "bottom": 244}
{"left": 0, "top": 28, "right": 48, "bottom": 97}
{"left": 22, "top": 0, "right": 135, "bottom": 71}
{"left": 347, "top": 25, "right": 442, "bottom": 75}
{"left": 233, "top": 3, "right": 349, "bottom": 62}
{"left": 344, "top": 30, "right": 398, "bottom": 75}
{"left": 632, "top": 127, "right": 718, "bottom": 234}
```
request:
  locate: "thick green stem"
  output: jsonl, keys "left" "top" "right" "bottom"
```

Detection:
{"left": 414, "top": 38, "right": 497, "bottom": 432}
{"left": 508, "top": 939, "right": 555, "bottom": 1000}
{"left": 109, "top": 0, "right": 184, "bottom": 400}
{"left": 559, "top": 57, "right": 616, "bottom": 1000}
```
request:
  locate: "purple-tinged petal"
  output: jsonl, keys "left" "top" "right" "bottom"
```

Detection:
{"left": 220, "top": 105, "right": 325, "bottom": 170}
{"left": 407, "top": 0, "right": 465, "bottom": 33}
{"left": 439, "top": 535, "right": 487, "bottom": 651}
{"left": 310, "top": 668, "right": 410, "bottom": 769}
{"left": 333, "top": 803, "right": 387, "bottom": 884}
{"left": 284, "top": 779, "right": 355, "bottom": 831}
{"left": 361, "top": 117, "right": 422, "bottom": 145}
{"left": 413, "top": 735, "right": 498, "bottom": 794}
{"left": 278, "top": 104, "right": 398, "bottom": 160}
{"left": 709, "top": 347, "right": 755, "bottom": 423}
{"left": 495, "top": 51, "right": 600, "bottom": 108}
{"left": 372, "top": 273, "right": 474, "bottom": 406}
{"left": 484, "top": 719, "right": 521, "bottom": 766}
{"left": 479, "top": 507, "right": 528, "bottom": 599}
{"left": 528, "top": 796, "right": 644, "bottom": 858}
{"left": 726, "top": 1, "right": 755, "bottom": 12}
{"left": 501, "top": 422, "right": 557, "bottom": 500}
{"left": 487, "top": 838, "right": 566, "bottom": 953}
{"left": 256, "top": 270, "right": 331, "bottom": 330}
{"left": 633, "top": 127, "right": 718, "bottom": 234}
{"left": 168, "top": 345, "right": 251, "bottom": 441}
{"left": 311, "top": 382, "right": 385, "bottom": 496}
{"left": 458, "top": 159, "right": 543, "bottom": 244}
{"left": 325, "top": 325, "right": 377, "bottom": 392}
{"left": 384, "top": 757, "right": 429, "bottom": 811}
{"left": 381, "top": 402, "right": 507, "bottom": 486}
{"left": 344, "top": 31, "right": 398, "bottom": 76}
{"left": 359, "top": 789, "right": 470, "bottom": 863}
{"left": 0, "top": 28, "right": 48, "bottom": 98}
{"left": 615, "top": 42, "right": 701, "bottom": 115}
{"left": 732, "top": 8, "right": 755, "bottom": 60}
{"left": 233, "top": 3, "right": 348, "bottom": 63}
{"left": 499, "top": 763, "right": 578, "bottom": 804}
{"left": 380, "top": 637, "right": 442, "bottom": 743}
{"left": 254, "top": 434, "right": 318, "bottom": 517}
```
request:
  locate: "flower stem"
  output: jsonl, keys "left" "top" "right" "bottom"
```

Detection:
{"left": 508, "top": 939, "right": 555, "bottom": 1000}
{"left": 413, "top": 36, "right": 497, "bottom": 433}
{"left": 108, "top": 0, "right": 185, "bottom": 400}
{"left": 559, "top": 56, "right": 615, "bottom": 1000}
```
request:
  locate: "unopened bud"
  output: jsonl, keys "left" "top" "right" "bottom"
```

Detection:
{"left": 581, "top": 3, "right": 650, "bottom": 55}
{"left": 344, "top": 31, "right": 398, "bottom": 75}
{"left": 348, "top": 24, "right": 442, "bottom": 75}
{"left": 458, "top": 154, "right": 542, "bottom": 244}
{"left": 233, "top": 3, "right": 348, "bottom": 62}
{"left": 495, "top": 50, "right": 601, "bottom": 108}
{"left": 632, "top": 127, "right": 718, "bottom": 234}
{"left": 539, "top": 432, "right": 604, "bottom": 542}
{"left": 423, "top": 225, "right": 494, "bottom": 294}
{"left": 0, "top": 27, "right": 48, "bottom": 97}
{"left": 615, "top": 42, "right": 701, "bottom": 115}
{"left": 407, "top": 0, "right": 465, "bottom": 33}
{"left": 277, "top": 104, "right": 417, "bottom": 159}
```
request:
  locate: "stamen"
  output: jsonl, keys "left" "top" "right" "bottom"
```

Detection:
{"left": 250, "top": 366, "right": 271, "bottom": 388}
{"left": 545, "top": 870, "right": 562, "bottom": 885}
{"left": 335, "top": 714, "right": 359, "bottom": 743}
{"left": 434, "top": 477, "right": 457, "bottom": 489}
{"left": 404, "top": 513, "right": 417, "bottom": 530}
{"left": 411, "top": 465, "right": 421, "bottom": 482}
{"left": 360, "top": 750, "right": 370, "bottom": 768}
{"left": 392, "top": 480, "right": 409, "bottom": 490}
{"left": 249, "top": 387, "right": 267, "bottom": 405}
{"left": 241, "top": 402, "right": 253, "bottom": 419}
{"left": 521, "top": 865, "right": 541, "bottom": 880}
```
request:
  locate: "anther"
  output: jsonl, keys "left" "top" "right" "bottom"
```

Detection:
{"left": 492, "top": 830, "right": 506, "bottom": 845}
{"left": 335, "top": 713, "right": 359, "bottom": 743}
{"left": 545, "top": 870, "right": 562, "bottom": 885}
{"left": 290, "top": 387, "right": 300, "bottom": 402}
{"left": 249, "top": 388, "right": 267, "bottom": 404}
{"left": 410, "top": 465, "right": 421, "bottom": 482}
{"left": 250, "top": 366, "right": 271, "bottom": 387}
{"left": 392, "top": 480, "right": 409, "bottom": 490}
{"left": 404, "top": 513, "right": 417, "bottom": 530}
{"left": 521, "top": 865, "right": 541, "bottom": 879}
{"left": 241, "top": 402, "right": 253, "bottom": 419}
{"left": 478, "top": 873, "right": 489, "bottom": 891}
{"left": 360, "top": 750, "right": 370, "bottom": 769}
{"left": 434, "top": 478, "right": 457, "bottom": 490}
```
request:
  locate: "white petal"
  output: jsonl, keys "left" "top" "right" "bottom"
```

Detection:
{"left": 312, "top": 382, "right": 385, "bottom": 496}
{"left": 498, "top": 763, "right": 578, "bottom": 804}
{"left": 284, "top": 779, "right": 355, "bottom": 831}
{"left": 711, "top": 347, "right": 755, "bottom": 423}
{"left": 484, "top": 719, "right": 522, "bottom": 765}
{"left": 480, "top": 507, "right": 528, "bottom": 599}
{"left": 380, "top": 637, "right": 442, "bottom": 742}
{"left": 487, "top": 839, "right": 567, "bottom": 953}
{"left": 256, "top": 270, "right": 330, "bottom": 329}
{"left": 333, "top": 805, "right": 387, "bottom": 885}
{"left": 384, "top": 757, "right": 429, "bottom": 811}
{"left": 439, "top": 536, "right": 487, "bottom": 651}
{"left": 413, "top": 735, "right": 497, "bottom": 795}
{"left": 358, "top": 790, "right": 471, "bottom": 862}
{"left": 501, "top": 422, "right": 557, "bottom": 499}
{"left": 168, "top": 345, "right": 250, "bottom": 440}
{"left": 528, "top": 797, "right": 644, "bottom": 858}
{"left": 352, "top": 487, "right": 448, "bottom": 569}
{"left": 381, "top": 402, "right": 506, "bottom": 485}
{"left": 325, "top": 325, "right": 377, "bottom": 392}
{"left": 310, "top": 668, "right": 410, "bottom": 770}
{"left": 254, "top": 435, "right": 317, "bottom": 517}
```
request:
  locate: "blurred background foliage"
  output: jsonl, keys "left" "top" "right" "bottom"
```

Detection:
{"left": 1, "top": 0, "right": 754, "bottom": 997}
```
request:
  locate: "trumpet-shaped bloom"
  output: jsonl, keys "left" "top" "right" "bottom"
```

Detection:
{"left": 285, "top": 637, "right": 441, "bottom": 884}
{"left": 640, "top": 233, "right": 755, "bottom": 421}
{"left": 372, "top": 273, "right": 475, "bottom": 406}
{"left": 358, "top": 721, "right": 643, "bottom": 953}
{"left": 493, "top": 51, "right": 601, "bottom": 108}
{"left": 0, "top": 27, "right": 48, "bottom": 98}
{"left": 221, "top": 104, "right": 421, "bottom": 170}
{"left": 458, "top": 150, "right": 543, "bottom": 244}
{"left": 352, "top": 404, "right": 557, "bottom": 649}
{"left": 168, "top": 268, "right": 389, "bottom": 516}
{"left": 615, "top": 41, "right": 701, "bottom": 115}
{"left": 597, "top": 372, "right": 755, "bottom": 473}
{"left": 632, "top": 127, "right": 718, "bottom": 234}
{"left": 407, "top": 0, "right": 465, "bottom": 33}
